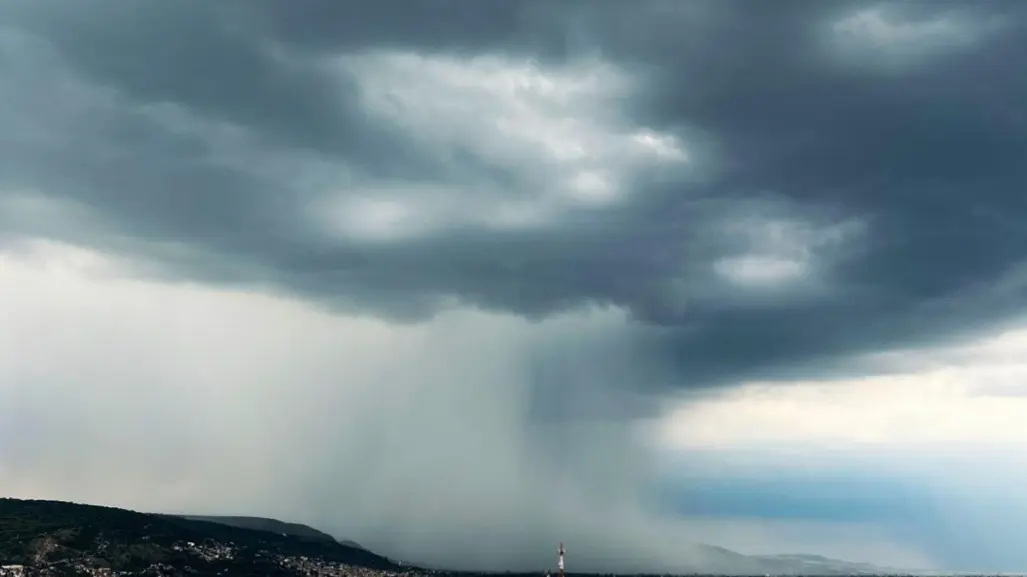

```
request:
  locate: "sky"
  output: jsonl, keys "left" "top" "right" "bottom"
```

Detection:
{"left": 1, "top": 0, "right": 1027, "bottom": 573}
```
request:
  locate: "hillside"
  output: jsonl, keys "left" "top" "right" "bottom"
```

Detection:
{"left": 166, "top": 516, "right": 896, "bottom": 574}
{"left": 174, "top": 515, "right": 337, "bottom": 543}
{"left": 0, "top": 498, "right": 398, "bottom": 576}
{"left": 171, "top": 515, "right": 371, "bottom": 552}
{"left": 751, "top": 554, "right": 911, "bottom": 575}
{"left": 0, "top": 497, "right": 902, "bottom": 576}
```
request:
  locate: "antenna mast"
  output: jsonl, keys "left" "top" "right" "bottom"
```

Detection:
{"left": 558, "top": 542, "right": 565, "bottom": 577}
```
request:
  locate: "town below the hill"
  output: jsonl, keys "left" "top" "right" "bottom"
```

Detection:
{"left": 0, "top": 498, "right": 926, "bottom": 577}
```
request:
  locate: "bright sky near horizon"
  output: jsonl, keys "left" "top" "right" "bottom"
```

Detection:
{"left": 2, "top": 0, "right": 1027, "bottom": 573}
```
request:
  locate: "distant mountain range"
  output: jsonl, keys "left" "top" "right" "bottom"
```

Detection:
{"left": 671, "top": 544, "right": 908, "bottom": 575}
{"left": 0, "top": 497, "right": 906, "bottom": 576}
{"left": 749, "top": 553, "right": 913, "bottom": 575}
{"left": 174, "top": 514, "right": 906, "bottom": 574}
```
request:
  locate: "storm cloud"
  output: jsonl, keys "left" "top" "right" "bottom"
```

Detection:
{"left": 2, "top": 0, "right": 1027, "bottom": 572}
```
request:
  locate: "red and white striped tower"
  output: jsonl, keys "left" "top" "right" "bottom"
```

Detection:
{"left": 557, "top": 542, "right": 565, "bottom": 577}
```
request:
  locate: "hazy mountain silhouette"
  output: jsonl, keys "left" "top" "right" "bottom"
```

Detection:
{"left": 0, "top": 497, "right": 902, "bottom": 576}
{"left": 0, "top": 498, "right": 395, "bottom": 575}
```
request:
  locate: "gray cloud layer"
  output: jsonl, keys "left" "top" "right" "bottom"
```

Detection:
{"left": 5, "top": 0, "right": 1026, "bottom": 385}
{"left": 2, "top": 0, "right": 1027, "bottom": 571}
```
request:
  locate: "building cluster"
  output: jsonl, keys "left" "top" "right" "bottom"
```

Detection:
{"left": 170, "top": 540, "right": 236, "bottom": 562}
{"left": 277, "top": 554, "right": 411, "bottom": 577}
{"left": 3, "top": 560, "right": 121, "bottom": 577}
{"left": 2, "top": 562, "right": 118, "bottom": 577}
{"left": 2, "top": 540, "right": 435, "bottom": 577}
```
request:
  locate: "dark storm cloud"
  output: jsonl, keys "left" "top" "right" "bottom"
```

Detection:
{"left": 3, "top": 0, "right": 1027, "bottom": 391}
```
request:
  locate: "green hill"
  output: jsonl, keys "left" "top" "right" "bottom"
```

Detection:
{"left": 173, "top": 515, "right": 340, "bottom": 543}
{"left": 0, "top": 498, "right": 398, "bottom": 576}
